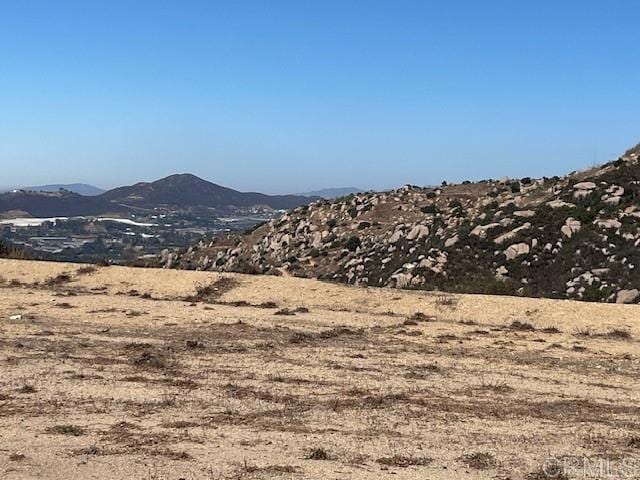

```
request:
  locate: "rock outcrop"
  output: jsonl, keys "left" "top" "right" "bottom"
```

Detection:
{"left": 162, "top": 143, "right": 640, "bottom": 303}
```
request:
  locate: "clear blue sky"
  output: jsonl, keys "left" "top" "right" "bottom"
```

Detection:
{"left": 1, "top": 1, "right": 639, "bottom": 193}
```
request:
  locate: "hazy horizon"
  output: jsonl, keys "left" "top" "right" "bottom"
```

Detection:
{"left": 0, "top": 177, "right": 369, "bottom": 196}
{"left": 2, "top": 1, "right": 639, "bottom": 194}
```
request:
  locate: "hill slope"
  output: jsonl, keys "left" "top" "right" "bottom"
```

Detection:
{"left": 166, "top": 143, "right": 640, "bottom": 303}
{"left": 0, "top": 189, "right": 124, "bottom": 217}
{"left": 298, "top": 187, "right": 365, "bottom": 198}
{"left": 23, "top": 183, "right": 105, "bottom": 196}
{"left": 0, "top": 174, "right": 315, "bottom": 217}
{"left": 101, "top": 173, "right": 317, "bottom": 210}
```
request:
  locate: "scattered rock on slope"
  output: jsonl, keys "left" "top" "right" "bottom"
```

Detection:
{"left": 162, "top": 143, "right": 640, "bottom": 304}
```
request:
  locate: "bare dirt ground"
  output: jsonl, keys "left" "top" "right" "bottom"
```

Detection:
{"left": 1, "top": 259, "right": 639, "bottom": 479}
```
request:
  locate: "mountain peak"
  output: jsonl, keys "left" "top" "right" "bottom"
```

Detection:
{"left": 161, "top": 173, "right": 206, "bottom": 181}
{"left": 151, "top": 173, "right": 215, "bottom": 188}
{"left": 0, "top": 174, "right": 315, "bottom": 217}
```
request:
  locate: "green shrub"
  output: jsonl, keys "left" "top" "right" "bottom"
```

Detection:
{"left": 344, "top": 236, "right": 361, "bottom": 252}
{"left": 420, "top": 205, "right": 438, "bottom": 214}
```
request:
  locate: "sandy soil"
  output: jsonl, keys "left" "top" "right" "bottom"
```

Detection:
{"left": 0, "top": 259, "right": 639, "bottom": 479}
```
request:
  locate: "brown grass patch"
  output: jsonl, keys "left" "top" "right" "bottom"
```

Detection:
{"left": 306, "top": 447, "right": 330, "bottom": 460}
{"left": 185, "top": 277, "right": 239, "bottom": 303}
{"left": 46, "top": 424, "right": 86, "bottom": 436}
{"left": 376, "top": 454, "right": 432, "bottom": 467}
{"left": 459, "top": 451, "right": 497, "bottom": 469}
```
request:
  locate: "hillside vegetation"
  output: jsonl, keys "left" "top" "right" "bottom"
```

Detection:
{"left": 165, "top": 143, "right": 640, "bottom": 304}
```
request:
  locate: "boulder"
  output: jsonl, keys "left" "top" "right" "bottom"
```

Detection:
{"left": 547, "top": 199, "right": 576, "bottom": 209}
{"left": 504, "top": 243, "right": 530, "bottom": 260}
{"left": 561, "top": 218, "right": 581, "bottom": 238}
{"left": 311, "top": 232, "right": 323, "bottom": 248}
{"left": 495, "top": 265, "right": 509, "bottom": 280}
{"left": 494, "top": 223, "right": 531, "bottom": 244}
{"left": 392, "top": 273, "right": 413, "bottom": 288}
{"left": 616, "top": 289, "right": 639, "bottom": 304}
{"left": 389, "top": 226, "right": 405, "bottom": 243}
{"left": 406, "top": 224, "right": 429, "bottom": 241}
{"left": 470, "top": 223, "right": 501, "bottom": 239}
{"left": 596, "top": 219, "right": 622, "bottom": 229}
{"left": 573, "top": 181, "right": 597, "bottom": 190}
{"left": 444, "top": 235, "right": 459, "bottom": 248}
{"left": 513, "top": 210, "right": 535, "bottom": 218}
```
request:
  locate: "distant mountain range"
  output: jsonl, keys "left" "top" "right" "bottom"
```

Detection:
{"left": 0, "top": 174, "right": 317, "bottom": 218}
{"left": 298, "top": 187, "right": 364, "bottom": 198}
{"left": 22, "top": 183, "right": 105, "bottom": 196}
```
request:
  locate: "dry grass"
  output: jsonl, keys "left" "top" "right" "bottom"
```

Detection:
{"left": 184, "top": 277, "right": 239, "bottom": 303}
{"left": 46, "top": 425, "right": 86, "bottom": 436}
{"left": 376, "top": 455, "right": 432, "bottom": 467}
{"left": 459, "top": 451, "right": 497, "bottom": 469}
{"left": 44, "top": 272, "right": 73, "bottom": 286}
{"left": 0, "top": 259, "right": 639, "bottom": 479}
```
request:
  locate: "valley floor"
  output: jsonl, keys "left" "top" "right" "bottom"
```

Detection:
{"left": 0, "top": 260, "right": 639, "bottom": 479}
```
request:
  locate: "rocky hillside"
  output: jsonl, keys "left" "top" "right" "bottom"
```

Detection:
{"left": 164, "top": 143, "right": 640, "bottom": 303}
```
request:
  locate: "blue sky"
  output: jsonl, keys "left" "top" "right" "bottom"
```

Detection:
{"left": 1, "top": 1, "right": 639, "bottom": 193}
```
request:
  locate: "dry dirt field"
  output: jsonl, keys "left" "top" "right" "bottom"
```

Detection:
{"left": 1, "top": 259, "right": 639, "bottom": 479}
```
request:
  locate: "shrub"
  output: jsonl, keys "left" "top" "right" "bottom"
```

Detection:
{"left": 344, "top": 236, "right": 361, "bottom": 252}
{"left": 459, "top": 452, "right": 497, "bottom": 469}
{"left": 306, "top": 447, "right": 330, "bottom": 460}
{"left": 376, "top": 455, "right": 432, "bottom": 467}
{"left": 510, "top": 320, "right": 535, "bottom": 331}
{"left": 243, "top": 220, "right": 267, "bottom": 234}
{"left": 46, "top": 425, "right": 85, "bottom": 436}
{"left": 420, "top": 204, "right": 438, "bottom": 214}
{"left": 0, "top": 241, "right": 29, "bottom": 260}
